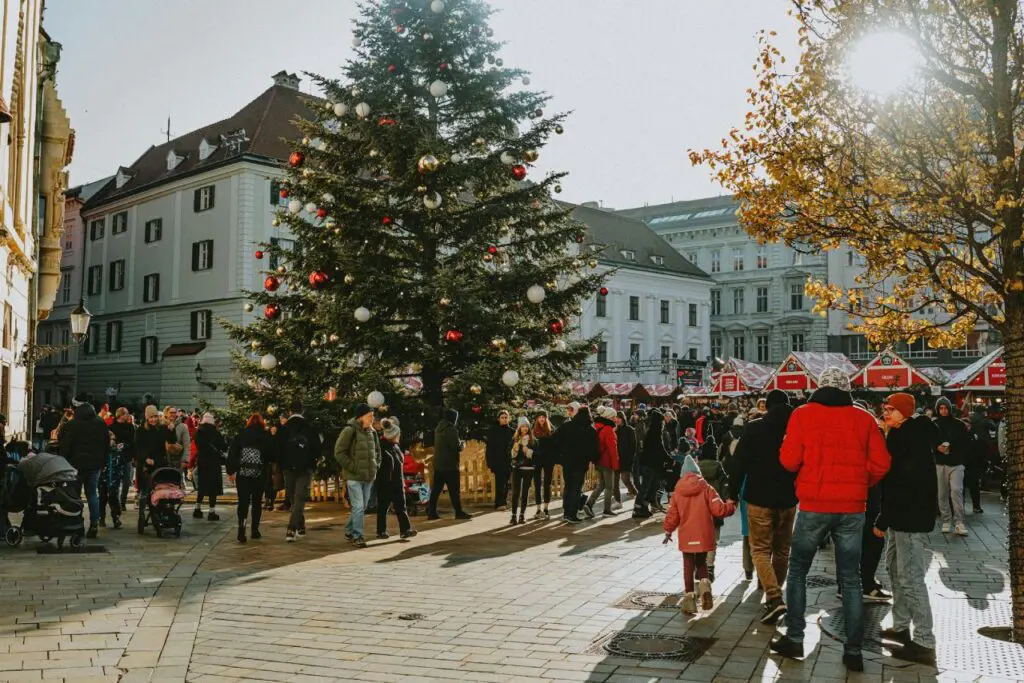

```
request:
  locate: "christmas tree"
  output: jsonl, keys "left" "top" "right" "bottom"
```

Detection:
{"left": 225, "top": 0, "right": 605, "bottom": 444}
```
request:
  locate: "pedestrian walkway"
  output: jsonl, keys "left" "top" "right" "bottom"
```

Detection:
{"left": 0, "top": 493, "right": 1017, "bottom": 682}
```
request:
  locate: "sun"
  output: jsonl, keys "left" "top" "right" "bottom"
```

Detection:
{"left": 846, "top": 31, "right": 921, "bottom": 97}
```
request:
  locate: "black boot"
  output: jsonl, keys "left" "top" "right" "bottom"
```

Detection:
{"left": 237, "top": 524, "right": 247, "bottom": 543}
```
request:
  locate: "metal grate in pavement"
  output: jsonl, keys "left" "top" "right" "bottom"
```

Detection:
{"left": 820, "top": 599, "right": 1024, "bottom": 678}
{"left": 585, "top": 631, "right": 715, "bottom": 662}
{"left": 805, "top": 574, "right": 837, "bottom": 588}
{"left": 613, "top": 590, "right": 684, "bottom": 611}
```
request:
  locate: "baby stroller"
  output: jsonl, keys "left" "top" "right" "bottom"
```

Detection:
{"left": 4, "top": 451, "right": 85, "bottom": 549}
{"left": 138, "top": 467, "right": 184, "bottom": 538}
{"left": 402, "top": 453, "right": 429, "bottom": 516}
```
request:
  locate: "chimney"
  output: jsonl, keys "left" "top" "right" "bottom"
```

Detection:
{"left": 271, "top": 70, "right": 301, "bottom": 90}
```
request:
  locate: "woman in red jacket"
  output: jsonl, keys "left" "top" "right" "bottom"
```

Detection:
{"left": 583, "top": 406, "right": 620, "bottom": 519}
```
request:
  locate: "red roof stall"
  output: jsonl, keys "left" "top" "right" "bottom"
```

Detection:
{"left": 851, "top": 348, "right": 938, "bottom": 391}
{"left": 643, "top": 384, "right": 678, "bottom": 398}
{"left": 602, "top": 383, "right": 637, "bottom": 397}
{"left": 711, "top": 358, "right": 774, "bottom": 396}
{"left": 764, "top": 352, "right": 859, "bottom": 392}
{"left": 945, "top": 347, "right": 1006, "bottom": 392}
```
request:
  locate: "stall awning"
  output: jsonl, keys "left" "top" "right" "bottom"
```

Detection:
{"left": 850, "top": 348, "right": 937, "bottom": 391}
{"left": 711, "top": 358, "right": 773, "bottom": 394}
{"left": 945, "top": 347, "right": 1005, "bottom": 391}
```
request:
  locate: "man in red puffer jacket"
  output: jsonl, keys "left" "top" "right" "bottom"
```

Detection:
{"left": 769, "top": 367, "right": 890, "bottom": 674}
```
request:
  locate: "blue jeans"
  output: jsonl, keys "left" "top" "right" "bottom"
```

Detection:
{"left": 885, "top": 530, "right": 934, "bottom": 648}
{"left": 784, "top": 510, "right": 864, "bottom": 655}
{"left": 73, "top": 469, "right": 101, "bottom": 528}
{"left": 345, "top": 480, "right": 374, "bottom": 539}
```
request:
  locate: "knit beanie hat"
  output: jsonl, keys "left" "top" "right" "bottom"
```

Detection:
{"left": 144, "top": 405, "right": 159, "bottom": 419}
{"left": 567, "top": 401, "right": 582, "bottom": 413}
{"left": 884, "top": 393, "right": 916, "bottom": 421}
{"left": 381, "top": 417, "right": 401, "bottom": 440}
{"left": 353, "top": 403, "right": 372, "bottom": 419}
{"left": 597, "top": 405, "right": 616, "bottom": 420}
{"left": 765, "top": 389, "right": 790, "bottom": 409}
{"left": 818, "top": 367, "right": 852, "bottom": 393}
{"left": 517, "top": 416, "right": 530, "bottom": 429}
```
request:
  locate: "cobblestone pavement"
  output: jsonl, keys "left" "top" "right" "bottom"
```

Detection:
{"left": 0, "top": 491, "right": 1019, "bottom": 682}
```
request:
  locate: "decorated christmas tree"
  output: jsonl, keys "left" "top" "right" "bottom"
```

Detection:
{"left": 225, "top": 0, "right": 605, "bottom": 443}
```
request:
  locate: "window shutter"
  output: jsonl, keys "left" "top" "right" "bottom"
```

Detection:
{"left": 270, "top": 180, "right": 279, "bottom": 205}
{"left": 139, "top": 338, "right": 146, "bottom": 363}
{"left": 193, "top": 189, "right": 201, "bottom": 212}
{"left": 191, "top": 243, "right": 200, "bottom": 271}
{"left": 190, "top": 312, "right": 198, "bottom": 340}
{"left": 208, "top": 185, "right": 215, "bottom": 209}
{"left": 117, "top": 324, "right": 123, "bottom": 351}
{"left": 204, "top": 310, "right": 212, "bottom": 339}
{"left": 206, "top": 241, "right": 214, "bottom": 269}
{"left": 154, "top": 275, "right": 160, "bottom": 301}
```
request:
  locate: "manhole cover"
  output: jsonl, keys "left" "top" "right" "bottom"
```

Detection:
{"left": 806, "top": 574, "right": 837, "bottom": 588}
{"left": 586, "top": 631, "right": 714, "bottom": 662}
{"left": 613, "top": 591, "right": 684, "bottom": 611}
{"left": 820, "top": 600, "right": 1024, "bottom": 678}
{"left": 397, "top": 613, "right": 426, "bottom": 621}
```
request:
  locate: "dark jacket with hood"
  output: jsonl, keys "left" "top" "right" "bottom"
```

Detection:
{"left": 616, "top": 419, "right": 637, "bottom": 472}
{"left": 967, "top": 410, "right": 996, "bottom": 466}
{"left": 110, "top": 420, "right": 136, "bottom": 461}
{"left": 728, "top": 400, "right": 797, "bottom": 509}
{"left": 376, "top": 440, "right": 405, "bottom": 488}
{"left": 557, "top": 408, "right": 599, "bottom": 470}
{"left": 227, "top": 424, "right": 274, "bottom": 479}
{"left": 194, "top": 423, "right": 227, "bottom": 496}
{"left": 933, "top": 397, "right": 969, "bottom": 467}
{"left": 59, "top": 403, "right": 110, "bottom": 472}
{"left": 877, "top": 415, "right": 939, "bottom": 533}
{"left": 277, "top": 414, "right": 321, "bottom": 472}
{"left": 433, "top": 409, "right": 462, "bottom": 471}
{"left": 640, "top": 412, "right": 669, "bottom": 470}
{"left": 485, "top": 421, "right": 515, "bottom": 472}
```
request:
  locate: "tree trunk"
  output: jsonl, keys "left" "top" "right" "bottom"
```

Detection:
{"left": 1003, "top": 328, "right": 1024, "bottom": 641}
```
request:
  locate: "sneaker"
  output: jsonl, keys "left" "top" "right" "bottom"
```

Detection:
{"left": 454, "top": 512, "right": 473, "bottom": 520}
{"left": 207, "top": 511, "right": 220, "bottom": 522}
{"left": 517, "top": 514, "right": 525, "bottom": 524}
{"left": 86, "top": 526, "right": 98, "bottom": 539}
{"left": 426, "top": 514, "right": 441, "bottom": 520}
{"left": 112, "top": 517, "right": 122, "bottom": 530}
{"left": 344, "top": 532, "right": 354, "bottom": 541}
{"left": 377, "top": 532, "right": 390, "bottom": 539}
{"left": 954, "top": 523, "right": 969, "bottom": 536}
{"left": 611, "top": 500, "right": 623, "bottom": 511}
{"left": 533, "top": 508, "right": 543, "bottom": 519}
{"left": 351, "top": 536, "right": 368, "bottom": 549}
{"left": 286, "top": 530, "right": 296, "bottom": 542}
{"left": 583, "top": 504, "right": 595, "bottom": 519}
{"left": 542, "top": 509, "right": 550, "bottom": 519}
{"left": 602, "top": 510, "right": 618, "bottom": 517}
{"left": 941, "top": 522, "right": 950, "bottom": 533}
{"left": 697, "top": 578, "right": 713, "bottom": 611}
{"left": 890, "top": 641, "right": 936, "bottom": 666}
{"left": 769, "top": 635, "right": 804, "bottom": 660}
{"left": 510, "top": 515, "right": 518, "bottom": 526}
{"left": 842, "top": 653, "right": 864, "bottom": 672}
{"left": 761, "top": 598, "right": 787, "bottom": 625}
{"left": 680, "top": 592, "right": 697, "bottom": 615}
{"left": 296, "top": 528, "right": 306, "bottom": 538}
{"left": 193, "top": 508, "right": 203, "bottom": 519}
{"left": 400, "top": 529, "right": 418, "bottom": 539}
{"left": 251, "top": 529, "right": 262, "bottom": 539}
{"left": 563, "top": 516, "right": 581, "bottom": 525}
{"left": 632, "top": 507, "right": 652, "bottom": 519}
{"left": 974, "top": 507, "right": 985, "bottom": 514}
{"left": 576, "top": 511, "right": 586, "bottom": 521}
{"left": 879, "top": 627, "right": 911, "bottom": 645}
{"left": 863, "top": 587, "right": 892, "bottom": 603}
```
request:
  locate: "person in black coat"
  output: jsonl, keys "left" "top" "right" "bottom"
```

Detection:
{"left": 193, "top": 414, "right": 227, "bottom": 521}
{"left": 933, "top": 397, "right": 970, "bottom": 533}
{"left": 375, "top": 417, "right": 416, "bottom": 540}
{"left": 966, "top": 406, "right": 996, "bottom": 514}
{"left": 531, "top": 411, "right": 557, "bottom": 519}
{"left": 484, "top": 411, "right": 515, "bottom": 510}
{"left": 59, "top": 402, "right": 112, "bottom": 538}
{"left": 634, "top": 409, "right": 668, "bottom": 518}
{"left": 556, "top": 406, "right": 597, "bottom": 524}
{"left": 613, "top": 411, "right": 638, "bottom": 507}
{"left": 227, "top": 414, "right": 274, "bottom": 543}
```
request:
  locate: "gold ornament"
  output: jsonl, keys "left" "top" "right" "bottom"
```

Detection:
{"left": 378, "top": 404, "right": 389, "bottom": 413}
{"left": 334, "top": 228, "right": 342, "bottom": 235}
{"left": 276, "top": 327, "right": 285, "bottom": 336}
{"left": 547, "top": 280, "right": 558, "bottom": 290}
{"left": 302, "top": 168, "right": 314, "bottom": 178}
{"left": 325, "top": 218, "right": 337, "bottom": 229}
{"left": 491, "top": 337, "right": 507, "bottom": 351}
{"left": 470, "top": 384, "right": 482, "bottom": 395}
{"left": 310, "top": 339, "right": 319, "bottom": 348}
{"left": 329, "top": 333, "right": 340, "bottom": 343}
{"left": 267, "top": 405, "right": 278, "bottom": 415}
{"left": 588, "top": 259, "right": 598, "bottom": 269}
{"left": 243, "top": 303, "right": 254, "bottom": 313}
{"left": 523, "top": 149, "right": 539, "bottom": 162}
{"left": 483, "top": 253, "right": 493, "bottom": 262}
{"left": 369, "top": 149, "right": 380, "bottom": 158}
{"left": 417, "top": 154, "right": 440, "bottom": 173}
{"left": 417, "top": 185, "right": 428, "bottom": 193}
{"left": 344, "top": 274, "right": 356, "bottom": 285}
{"left": 277, "top": 266, "right": 287, "bottom": 274}
{"left": 474, "top": 137, "right": 486, "bottom": 147}
{"left": 250, "top": 340, "right": 260, "bottom": 350}
{"left": 272, "top": 217, "right": 281, "bottom": 227}
{"left": 302, "top": 136, "right": 311, "bottom": 145}
{"left": 439, "top": 297, "right": 451, "bottom": 306}
{"left": 410, "top": 362, "right": 423, "bottom": 373}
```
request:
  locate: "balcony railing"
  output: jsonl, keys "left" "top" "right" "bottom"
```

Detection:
{"left": 951, "top": 348, "right": 982, "bottom": 358}
{"left": 580, "top": 359, "right": 677, "bottom": 377}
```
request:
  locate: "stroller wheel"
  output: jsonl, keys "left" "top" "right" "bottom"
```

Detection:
{"left": 69, "top": 533, "right": 83, "bottom": 549}
{"left": 4, "top": 526, "right": 22, "bottom": 547}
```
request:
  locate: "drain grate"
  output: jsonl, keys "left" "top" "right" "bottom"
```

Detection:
{"left": 805, "top": 574, "right": 838, "bottom": 588}
{"left": 586, "top": 631, "right": 715, "bottom": 662}
{"left": 613, "top": 591, "right": 684, "bottom": 611}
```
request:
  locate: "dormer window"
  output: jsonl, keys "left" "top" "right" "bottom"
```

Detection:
{"left": 167, "top": 150, "right": 184, "bottom": 171}
{"left": 198, "top": 138, "right": 217, "bottom": 161}
{"left": 651, "top": 255, "right": 665, "bottom": 266}
{"left": 114, "top": 167, "right": 134, "bottom": 189}
{"left": 620, "top": 249, "right": 636, "bottom": 261}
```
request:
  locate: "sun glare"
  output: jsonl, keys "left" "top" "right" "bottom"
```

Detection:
{"left": 846, "top": 31, "right": 920, "bottom": 97}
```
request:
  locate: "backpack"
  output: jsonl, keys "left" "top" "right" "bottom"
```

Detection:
{"left": 239, "top": 447, "right": 263, "bottom": 479}
{"left": 287, "top": 428, "right": 312, "bottom": 469}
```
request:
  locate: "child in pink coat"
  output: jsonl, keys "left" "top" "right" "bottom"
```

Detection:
{"left": 663, "top": 455, "right": 735, "bottom": 614}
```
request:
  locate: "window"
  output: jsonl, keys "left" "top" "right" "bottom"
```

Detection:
{"left": 792, "top": 250, "right": 804, "bottom": 266}
{"left": 732, "top": 287, "right": 745, "bottom": 315}
{"left": 711, "top": 334, "right": 722, "bottom": 360}
{"left": 733, "top": 336, "right": 746, "bottom": 360}
{"left": 140, "top": 336, "right": 158, "bottom": 364}
{"left": 63, "top": 224, "right": 72, "bottom": 251}
{"left": 59, "top": 270, "right": 71, "bottom": 304}
{"left": 596, "top": 292, "right": 607, "bottom": 318}
{"left": 596, "top": 340, "right": 608, "bottom": 367}
{"left": 732, "top": 247, "right": 744, "bottom": 271}
{"left": 109, "top": 259, "right": 125, "bottom": 291}
{"left": 688, "top": 348, "right": 698, "bottom": 361}
{"left": 106, "top": 321, "right": 122, "bottom": 353}
{"left": 59, "top": 329, "right": 69, "bottom": 365}
{"left": 194, "top": 185, "right": 216, "bottom": 212}
{"left": 144, "top": 218, "right": 162, "bottom": 243}
{"left": 685, "top": 251, "right": 698, "bottom": 265}
{"left": 756, "top": 335, "right": 770, "bottom": 363}
{"left": 88, "top": 218, "right": 104, "bottom": 241}
{"left": 84, "top": 324, "right": 100, "bottom": 355}
{"left": 651, "top": 255, "right": 664, "bottom": 266}
{"left": 660, "top": 300, "right": 670, "bottom": 324}
{"left": 756, "top": 245, "right": 768, "bottom": 269}
{"left": 756, "top": 286, "right": 769, "bottom": 313}
{"left": 628, "top": 296, "right": 640, "bottom": 321}
{"left": 790, "top": 283, "right": 804, "bottom": 310}
{"left": 791, "top": 333, "right": 806, "bottom": 352}
{"left": 710, "top": 290, "right": 721, "bottom": 316}
{"left": 143, "top": 274, "right": 160, "bottom": 303}
{"left": 710, "top": 249, "right": 721, "bottom": 273}
{"left": 111, "top": 211, "right": 128, "bottom": 235}
{"left": 192, "top": 240, "right": 214, "bottom": 271}
{"left": 40, "top": 328, "right": 53, "bottom": 365}
{"left": 87, "top": 265, "right": 103, "bottom": 296}
{"left": 688, "top": 303, "right": 698, "bottom": 327}
{"left": 660, "top": 346, "right": 671, "bottom": 361}
{"left": 620, "top": 249, "right": 636, "bottom": 261}
{"left": 270, "top": 179, "right": 283, "bottom": 205}
{"left": 629, "top": 343, "right": 641, "bottom": 363}
{"left": 848, "top": 251, "right": 855, "bottom": 267}
{"left": 1, "top": 303, "right": 10, "bottom": 348}
{"left": 191, "top": 310, "right": 212, "bottom": 340}
{"left": 269, "top": 237, "right": 294, "bottom": 270}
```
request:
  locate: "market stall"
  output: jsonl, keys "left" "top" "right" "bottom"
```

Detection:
{"left": 850, "top": 348, "right": 939, "bottom": 392}
{"left": 762, "top": 351, "right": 858, "bottom": 392}
{"left": 710, "top": 358, "right": 773, "bottom": 396}
{"left": 944, "top": 347, "right": 1005, "bottom": 407}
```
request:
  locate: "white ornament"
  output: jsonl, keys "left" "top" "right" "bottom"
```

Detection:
{"left": 526, "top": 284, "right": 546, "bottom": 304}
{"left": 500, "top": 151, "right": 516, "bottom": 165}
{"left": 353, "top": 36, "right": 363, "bottom": 48}
{"left": 354, "top": 306, "right": 371, "bottom": 323}
{"left": 430, "top": 0, "right": 445, "bottom": 13}
{"left": 333, "top": 102, "right": 349, "bottom": 117}
{"left": 424, "top": 192, "right": 443, "bottom": 210}
{"left": 523, "top": 76, "right": 531, "bottom": 86}
{"left": 451, "top": 152, "right": 463, "bottom": 163}
{"left": 260, "top": 354, "right": 278, "bottom": 370}
{"left": 317, "top": 140, "right": 328, "bottom": 151}
{"left": 322, "top": 192, "right": 335, "bottom": 204}
{"left": 355, "top": 102, "right": 371, "bottom": 118}
{"left": 243, "top": 303, "right": 254, "bottom": 313}
{"left": 288, "top": 199, "right": 302, "bottom": 214}
{"left": 429, "top": 80, "right": 449, "bottom": 98}
{"left": 367, "top": 390, "right": 386, "bottom": 408}
{"left": 502, "top": 369, "right": 520, "bottom": 387}
{"left": 304, "top": 202, "right": 317, "bottom": 214}
{"left": 552, "top": 339, "right": 567, "bottom": 352}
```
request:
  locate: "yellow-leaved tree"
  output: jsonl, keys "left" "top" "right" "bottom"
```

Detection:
{"left": 691, "top": 0, "right": 1024, "bottom": 636}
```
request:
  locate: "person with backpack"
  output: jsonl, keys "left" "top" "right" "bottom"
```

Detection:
{"left": 334, "top": 403, "right": 381, "bottom": 547}
{"left": 227, "top": 414, "right": 274, "bottom": 543}
{"left": 278, "top": 401, "right": 321, "bottom": 542}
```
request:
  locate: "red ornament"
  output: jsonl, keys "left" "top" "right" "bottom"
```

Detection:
{"left": 382, "top": 216, "right": 393, "bottom": 225}
{"left": 440, "top": 62, "right": 449, "bottom": 71}
{"left": 289, "top": 151, "right": 304, "bottom": 168}
{"left": 444, "top": 329, "right": 464, "bottom": 343}
{"left": 599, "top": 286, "right": 608, "bottom": 296}
{"left": 591, "top": 344, "right": 599, "bottom": 354}
{"left": 264, "top": 275, "right": 280, "bottom": 292}
{"left": 316, "top": 208, "right": 327, "bottom": 219}
{"left": 511, "top": 165, "right": 527, "bottom": 181}
{"left": 575, "top": 233, "right": 586, "bottom": 244}
{"left": 471, "top": 405, "right": 483, "bottom": 414}
{"left": 395, "top": 25, "right": 406, "bottom": 34}
{"left": 487, "top": 244, "right": 498, "bottom": 255}
{"left": 387, "top": 64, "right": 398, "bottom": 74}
{"left": 378, "top": 117, "right": 396, "bottom": 126}
{"left": 279, "top": 188, "right": 289, "bottom": 198}
{"left": 255, "top": 250, "right": 264, "bottom": 260}
{"left": 309, "top": 271, "right": 329, "bottom": 290}
{"left": 549, "top": 319, "right": 565, "bottom": 335}
{"left": 264, "top": 303, "right": 281, "bottom": 320}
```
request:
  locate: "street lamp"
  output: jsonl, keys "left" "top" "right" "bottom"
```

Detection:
{"left": 193, "top": 362, "right": 218, "bottom": 391}
{"left": 68, "top": 298, "right": 91, "bottom": 343}
{"left": 18, "top": 298, "right": 92, "bottom": 366}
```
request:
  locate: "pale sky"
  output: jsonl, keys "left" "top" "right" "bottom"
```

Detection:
{"left": 45, "top": 0, "right": 797, "bottom": 209}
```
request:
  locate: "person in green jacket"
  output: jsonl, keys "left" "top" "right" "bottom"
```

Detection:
{"left": 334, "top": 403, "right": 381, "bottom": 548}
{"left": 427, "top": 409, "right": 472, "bottom": 520}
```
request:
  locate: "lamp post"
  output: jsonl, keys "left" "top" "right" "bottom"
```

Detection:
{"left": 194, "top": 362, "right": 218, "bottom": 391}
{"left": 69, "top": 298, "right": 91, "bottom": 342}
{"left": 18, "top": 298, "right": 91, "bottom": 366}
